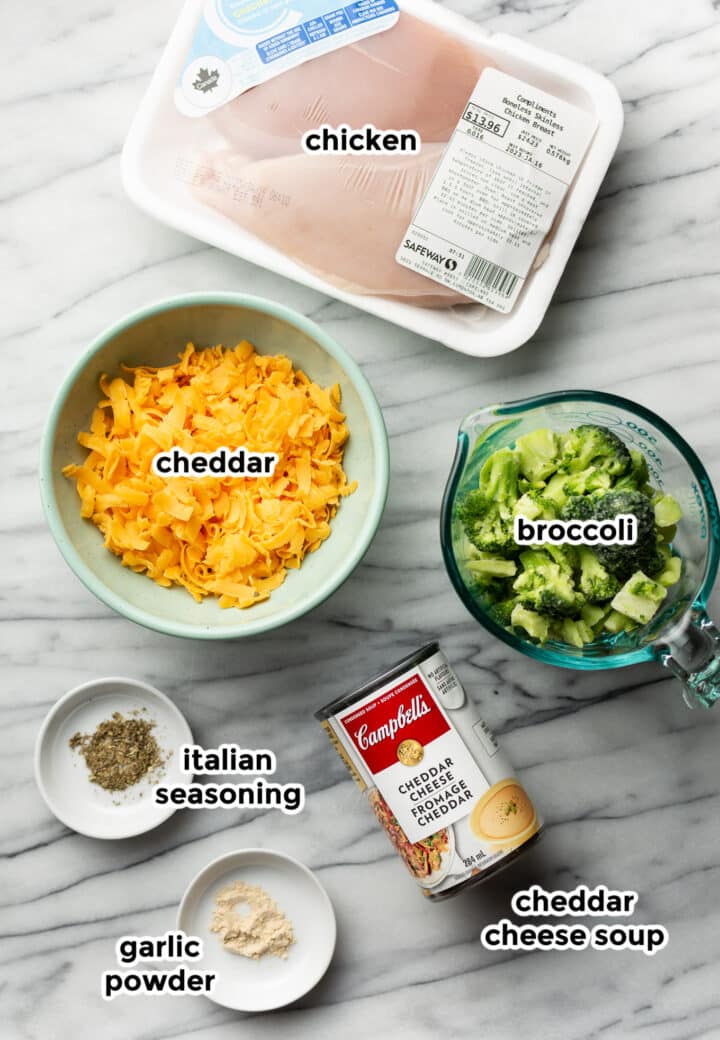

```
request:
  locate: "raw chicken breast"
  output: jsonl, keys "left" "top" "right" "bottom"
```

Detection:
{"left": 191, "top": 146, "right": 468, "bottom": 306}
{"left": 191, "top": 14, "right": 499, "bottom": 307}
{"left": 210, "top": 14, "right": 490, "bottom": 157}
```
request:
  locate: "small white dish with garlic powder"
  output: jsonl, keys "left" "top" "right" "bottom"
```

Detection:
{"left": 177, "top": 848, "right": 337, "bottom": 1012}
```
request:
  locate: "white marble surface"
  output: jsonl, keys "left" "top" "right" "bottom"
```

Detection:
{"left": 3, "top": 0, "right": 720, "bottom": 1037}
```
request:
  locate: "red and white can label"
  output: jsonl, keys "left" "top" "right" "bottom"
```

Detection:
{"left": 323, "top": 649, "right": 541, "bottom": 896}
{"left": 337, "top": 668, "right": 490, "bottom": 843}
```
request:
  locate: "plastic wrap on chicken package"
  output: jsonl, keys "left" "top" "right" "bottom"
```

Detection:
{"left": 123, "top": 0, "right": 623, "bottom": 356}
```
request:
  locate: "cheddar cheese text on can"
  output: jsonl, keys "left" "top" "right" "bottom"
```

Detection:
{"left": 315, "top": 642, "right": 543, "bottom": 900}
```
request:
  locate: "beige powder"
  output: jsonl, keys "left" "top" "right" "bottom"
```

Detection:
{"left": 210, "top": 880, "right": 295, "bottom": 960}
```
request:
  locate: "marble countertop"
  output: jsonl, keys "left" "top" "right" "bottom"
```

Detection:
{"left": 3, "top": 0, "right": 720, "bottom": 1037}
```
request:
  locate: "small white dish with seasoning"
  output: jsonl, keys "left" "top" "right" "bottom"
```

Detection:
{"left": 34, "top": 676, "right": 193, "bottom": 839}
{"left": 177, "top": 848, "right": 336, "bottom": 1012}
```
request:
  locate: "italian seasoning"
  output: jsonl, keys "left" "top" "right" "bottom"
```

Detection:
{"left": 69, "top": 711, "right": 166, "bottom": 792}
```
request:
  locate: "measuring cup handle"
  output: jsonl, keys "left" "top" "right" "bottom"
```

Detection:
{"left": 656, "top": 607, "right": 720, "bottom": 708}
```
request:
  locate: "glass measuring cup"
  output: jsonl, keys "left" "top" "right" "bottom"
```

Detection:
{"left": 440, "top": 390, "right": 720, "bottom": 708}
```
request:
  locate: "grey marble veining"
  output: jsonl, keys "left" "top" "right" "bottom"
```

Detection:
{"left": 2, "top": 0, "right": 720, "bottom": 1037}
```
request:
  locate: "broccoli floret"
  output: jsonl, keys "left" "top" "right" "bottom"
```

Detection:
{"left": 562, "top": 489, "right": 658, "bottom": 580}
{"left": 488, "top": 599, "right": 516, "bottom": 628}
{"left": 514, "top": 429, "right": 559, "bottom": 482}
{"left": 513, "top": 549, "right": 585, "bottom": 618}
{"left": 466, "top": 556, "right": 517, "bottom": 579}
{"left": 556, "top": 617, "right": 595, "bottom": 647}
{"left": 559, "top": 495, "right": 596, "bottom": 521}
{"left": 537, "top": 587, "right": 583, "bottom": 617}
{"left": 457, "top": 448, "right": 520, "bottom": 553}
{"left": 654, "top": 494, "right": 682, "bottom": 528}
{"left": 578, "top": 547, "right": 620, "bottom": 603}
{"left": 656, "top": 541, "right": 671, "bottom": 565}
{"left": 560, "top": 425, "right": 632, "bottom": 478}
{"left": 514, "top": 492, "right": 543, "bottom": 521}
{"left": 543, "top": 472, "right": 570, "bottom": 508}
{"left": 657, "top": 523, "right": 677, "bottom": 544}
{"left": 532, "top": 491, "right": 560, "bottom": 519}
{"left": 562, "top": 467, "right": 613, "bottom": 497}
{"left": 545, "top": 544, "right": 577, "bottom": 576}
{"left": 658, "top": 555, "right": 682, "bottom": 587}
{"left": 614, "top": 449, "right": 650, "bottom": 492}
{"left": 514, "top": 485, "right": 560, "bottom": 522}
{"left": 515, "top": 548, "right": 551, "bottom": 570}
{"left": 630, "top": 449, "right": 650, "bottom": 485}
{"left": 590, "top": 491, "right": 663, "bottom": 580}
{"left": 611, "top": 570, "right": 667, "bottom": 625}
{"left": 458, "top": 489, "right": 497, "bottom": 546}
{"left": 479, "top": 447, "right": 520, "bottom": 501}
{"left": 580, "top": 603, "right": 606, "bottom": 629}
{"left": 510, "top": 603, "right": 551, "bottom": 642}
{"left": 604, "top": 609, "right": 637, "bottom": 634}
{"left": 458, "top": 490, "right": 516, "bottom": 554}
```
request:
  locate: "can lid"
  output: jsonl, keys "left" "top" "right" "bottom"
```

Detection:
{"left": 313, "top": 641, "right": 440, "bottom": 720}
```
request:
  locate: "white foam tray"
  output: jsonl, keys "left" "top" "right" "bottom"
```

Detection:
{"left": 122, "top": 0, "right": 623, "bottom": 357}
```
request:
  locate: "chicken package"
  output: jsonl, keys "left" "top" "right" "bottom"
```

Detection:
{"left": 208, "top": 14, "right": 491, "bottom": 159}
{"left": 123, "top": 0, "right": 624, "bottom": 355}
{"left": 190, "top": 146, "right": 467, "bottom": 306}
{"left": 191, "top": 12, "right": 499, "bottom": 308}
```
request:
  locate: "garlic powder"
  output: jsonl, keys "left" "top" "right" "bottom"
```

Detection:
{"left": 210, "top": 880, "right": 295, "bottom": 960}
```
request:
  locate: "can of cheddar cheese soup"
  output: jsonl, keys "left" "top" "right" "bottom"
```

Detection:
{"left": 315, "top": 642, "right": 543, "bottom": 900}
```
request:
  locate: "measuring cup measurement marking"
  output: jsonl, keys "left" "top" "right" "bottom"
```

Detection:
{"left": 691, "top": 483, "right": 707, "bottom": 540}
{"left": 700, "top": 476, "right": 720, "bottom": 538}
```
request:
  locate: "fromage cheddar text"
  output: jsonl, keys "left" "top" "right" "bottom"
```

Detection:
{"left": 63, "top": 341, "right": 356, "bottom": 609}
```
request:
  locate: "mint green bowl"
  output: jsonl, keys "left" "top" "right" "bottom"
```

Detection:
{"left": 39, "top": 293, "right": 389, "bottom": 639}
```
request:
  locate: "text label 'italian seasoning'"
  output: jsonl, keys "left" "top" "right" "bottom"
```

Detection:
{"left": 152, "top": 743, "right": 305, "bottom": 814}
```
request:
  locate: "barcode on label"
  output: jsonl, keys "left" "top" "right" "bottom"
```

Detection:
{"left": 464, "top": 255, "right": 519, "bottom": 297}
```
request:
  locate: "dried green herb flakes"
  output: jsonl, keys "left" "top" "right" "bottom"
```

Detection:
{"left": 69, "top": 711, "right": 165, "bottom": 792}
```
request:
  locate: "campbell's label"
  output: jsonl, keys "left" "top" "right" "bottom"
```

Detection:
{"left": 340, "top": 675, "right": 448, "bottom": 772}
{"left": 337, "top": 664, "right": 494, "bottom": 843}
{"left": 323, "top": 648, "right": 542, "bottom": 897}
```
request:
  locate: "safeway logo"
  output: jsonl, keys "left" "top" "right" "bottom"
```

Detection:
{"left": 339, "top": 674, "right": 449, "bottom": 773}
{"left": 403, "top": 239, "right": 454, "bottom": 267}
{"left": 402, "top": 240, "right": 458, "bottom": 272}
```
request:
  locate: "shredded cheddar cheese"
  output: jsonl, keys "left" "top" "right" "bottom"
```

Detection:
{"left": 63, "top": 341, "right": 357, "bottom": 609}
